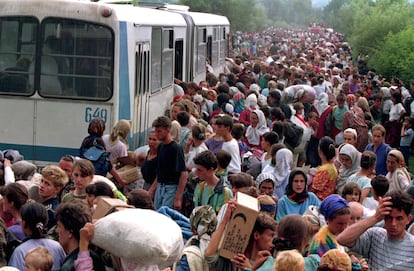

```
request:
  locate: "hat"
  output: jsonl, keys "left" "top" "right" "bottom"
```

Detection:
{"left": 256, "top": 173, "right": 276, "bottom": 189}
{"left": 320, "top": 249, "right": 352, "bottom": 271}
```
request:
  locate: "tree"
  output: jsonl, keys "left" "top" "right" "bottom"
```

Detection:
{"left": 369, "top": 25, "right": 414, "bottom": 86}
{"left": 179, "top": 0, "right": 267, "bottom": 32}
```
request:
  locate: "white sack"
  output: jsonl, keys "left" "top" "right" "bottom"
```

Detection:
{"left": 92, "top": 208, "right": 183, "bottom": 268}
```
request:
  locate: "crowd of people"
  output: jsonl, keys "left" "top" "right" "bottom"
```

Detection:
{"left": 1, "top": 26, "right": 414, "bottom": 271}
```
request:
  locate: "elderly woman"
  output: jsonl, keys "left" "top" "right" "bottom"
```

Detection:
{"left": 336, "top": 144, "right": 360, "bottom": 194}
{"left": 342, "top": 94, "right": 369, "bottom": 152}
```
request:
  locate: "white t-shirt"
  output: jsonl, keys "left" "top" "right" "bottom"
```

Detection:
{"left": 222, "top": 138, "right": 241, "bottom": 173}
{"left": 389, "top": 103, "right": 405, "bottom": 121}
{"left": 102, "top": 134, "right": 128, "bottom": 162}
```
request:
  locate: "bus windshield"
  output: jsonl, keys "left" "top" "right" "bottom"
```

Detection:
{"left": 0, "top": 16, "right": 114, "bottom": 100}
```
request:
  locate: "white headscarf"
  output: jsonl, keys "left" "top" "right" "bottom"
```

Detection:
{"left": 274, "top": 148, "right": 293, "bottom": 184}
{"left": 245, "top": 109, "right": 269, "bottom": 145}
{"left": 337, "top": 143, "right": 361, "bottom": 191}
{"left": 315, "top": 92, "right": 330, "bottom": 116}
{"left": 244, "top": 93, "right": 258, "bottom": 111}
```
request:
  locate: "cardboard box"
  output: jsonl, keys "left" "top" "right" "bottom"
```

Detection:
{"left": 219, "top": 192, "right": 260, "bottom": 259}
{"left": 93, "top": 197, "right": 133, "bottom": 220}
{"left": 107, "top": 165, "right": 141, "bottom": 184}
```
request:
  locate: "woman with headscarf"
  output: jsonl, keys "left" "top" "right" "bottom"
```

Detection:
{"left": 245, "top": 109, "right": 269, "bottom": 157}
{"left": 276, "top": 169, "right": 321, "bottom": 222}
{"left": 342, "top": 94, "right": 369, "bottom": 152}
{"left": 386, "top": 149, "right": 411, "bottom": 192}
{"left": 336, "top": 144, "right": 360, "bottom": 194}
{"left": 176, "top": 205, "right": 217, "bottom": 271}
{"left": 102, "top": 119, "right": 131, "bottom": 163}
{"left": 270, "top": 148, "right": 293, "bottom": 200}
{"left": 308, "top": 194, "right": 351, "bottom": 257}
{"left": 239, "top": 93, "right": 258, "bottom": 126}
{"left": 308, "top": 93, "right": 333, "bottom": 167}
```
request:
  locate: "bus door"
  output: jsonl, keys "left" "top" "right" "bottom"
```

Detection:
{"left": 174, "top": 39, "right": 183, "bottom": 81}
{"left": 132, "top": 42, "right": 150, "bottom": 148}
{"left": 207, "top": 36, "right": 212, "bottom": 66}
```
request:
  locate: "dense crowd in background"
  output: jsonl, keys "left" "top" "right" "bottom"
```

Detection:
{"left": 1, "top": 25, "right": 414, "bottom": 271}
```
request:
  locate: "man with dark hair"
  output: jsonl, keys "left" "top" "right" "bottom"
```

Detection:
{"left": 149, "top": 116, "right": 187, "bottom": 210}
{"left": 214, "top": 114, "right": 241, "bottom": 173}
{"left": 338, "top": 190, "right": 414, "bottom": 270}
{"left": 193, "top": 151, "right": 232, "bottom": 213}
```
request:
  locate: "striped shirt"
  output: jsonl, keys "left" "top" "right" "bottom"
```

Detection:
{"left": 351, "top": 227, "right": 414, "bottom": 271}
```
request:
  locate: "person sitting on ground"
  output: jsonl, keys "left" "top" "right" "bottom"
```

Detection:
{"left": 337, "top": 190, "right": 414, "bottom": 270}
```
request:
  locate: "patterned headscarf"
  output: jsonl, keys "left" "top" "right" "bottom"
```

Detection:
{"left": 190, "top": 205, "right": 217, "bottom": 236}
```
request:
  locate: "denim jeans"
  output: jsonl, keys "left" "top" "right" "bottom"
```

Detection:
{"left": 154, "top": 184, "right": 178, "bottom": 209}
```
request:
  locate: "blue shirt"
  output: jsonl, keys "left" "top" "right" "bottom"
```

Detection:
{"left": 401, "top": 128, "right": 414, "bottom": 146}
{"left": 276, "top": 192, "right": 321, "bottom": 222}
{"left": 365, "top": 142, "right": 391, "bottom": 176}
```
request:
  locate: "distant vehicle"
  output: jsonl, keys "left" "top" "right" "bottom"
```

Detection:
{"left": 0, "top": 0, "right": 230, "bottom": 165}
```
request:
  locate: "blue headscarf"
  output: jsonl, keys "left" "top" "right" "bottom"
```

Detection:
{"left": 320, "top": 194, "right": 350, "bottom": 220}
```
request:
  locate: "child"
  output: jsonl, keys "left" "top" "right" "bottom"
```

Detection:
{"left": 341, "top": 182, "right": 361, "bottom": 203}
{"left": 274, "top": 249, "right": 305, "bottom": 271}
{"left": 400, "top": 116, "right": 414, "bottom": 167}
{"left": 260, "top": 132, "right": 279, "bottom": 170}
{"left": 231, "top": 123, "right": 250, "bottom": 157}
{"left": 24, "top": 247, "right": 53, "bottom": 271}
{"left": 184, "top": 124, "right": 208, "bottom": 171}
{"left": 216, "top": 150, "right": 231, "bottom": 187}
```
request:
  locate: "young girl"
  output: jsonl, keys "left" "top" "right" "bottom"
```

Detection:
{"left": 62, "top": 159, "right": 94, "bottom": 203}
{"left": 341, "top": 182, "right": 362, "bottom": 203}
{"left": 245, "top": 109, "right": 269, "bottom": 157}
{"left": 184, "top": 124, "right": 208, "bottom": 171}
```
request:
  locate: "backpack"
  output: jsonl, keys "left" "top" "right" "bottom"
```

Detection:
{"left": 283, "top": 121, "right": 304, "bottom": 150}
{"left": 81, "top": 138, "right": 111, "bottom": 176}
{"left": 0, "top": 218, "right": 22, "bottom": 262}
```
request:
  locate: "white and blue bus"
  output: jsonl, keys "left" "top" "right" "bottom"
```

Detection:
{"left": 0, "top": 0, "right": 230, "bottom": 165}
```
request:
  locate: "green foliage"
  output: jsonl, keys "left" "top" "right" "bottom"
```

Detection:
{"left": 179, "top": 0, "right": 267, "bottom": 32}
{"left": 369, "top": 26, "right": 414, "bottom": 85}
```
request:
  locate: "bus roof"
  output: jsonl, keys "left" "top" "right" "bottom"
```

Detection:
{"left": 0, "top": 0, "right": 187, "bottom": 27}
